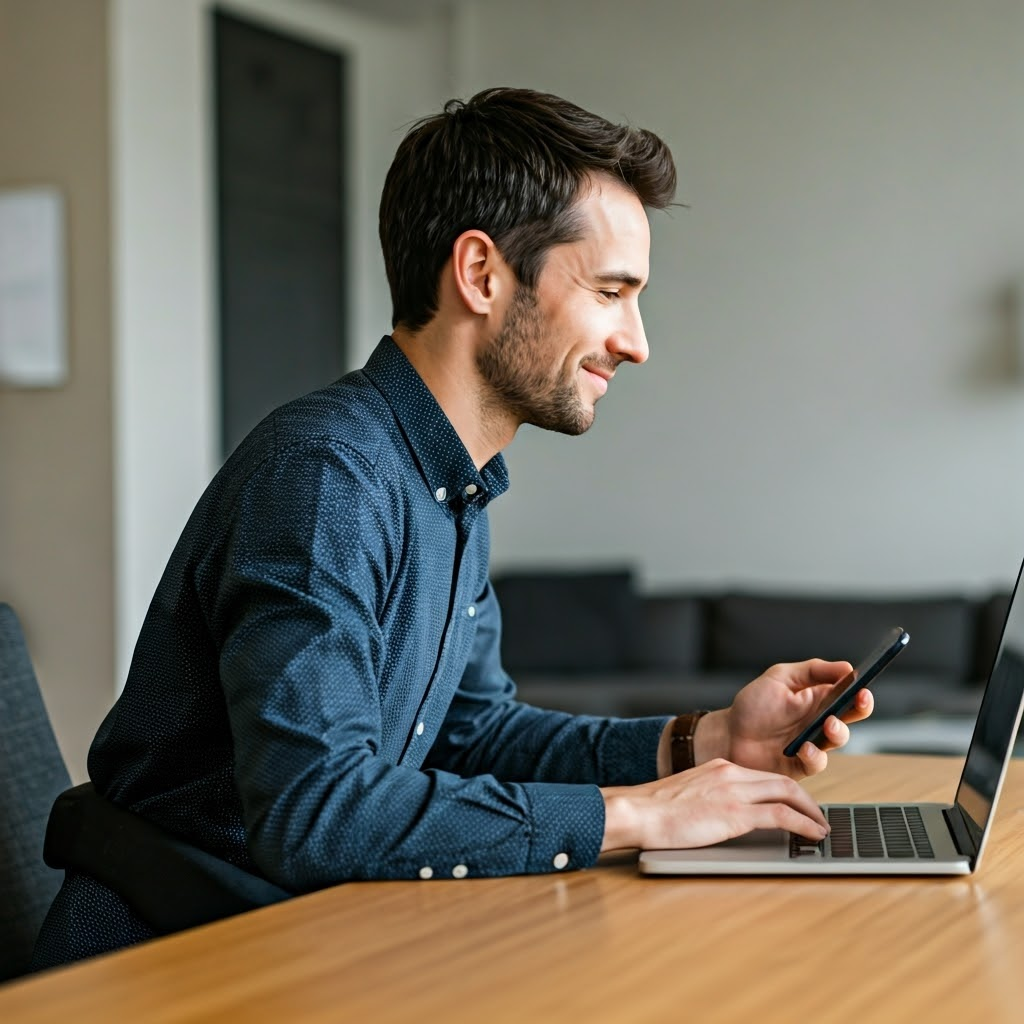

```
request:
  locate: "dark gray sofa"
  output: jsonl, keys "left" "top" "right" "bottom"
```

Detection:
{"left": 492, "top": 569, "right": 1010, "bottom": 725}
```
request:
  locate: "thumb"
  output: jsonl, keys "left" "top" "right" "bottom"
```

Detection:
{"left": 784, "top": 658, "right": 854, "bottom": 692}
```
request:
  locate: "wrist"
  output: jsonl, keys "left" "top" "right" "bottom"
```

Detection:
{"left": 599, "top": 787, "right": 640, "bottom": 852}
{"left": 656, "top": 719, "right": 673, "bottom": 777}
{"left": 692, "top": 708, "right": 731, "bottom": 765}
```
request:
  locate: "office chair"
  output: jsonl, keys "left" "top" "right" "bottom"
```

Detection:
{"left": 0, "top": 602, "right": 288, "bottom": 977}
{"left": 0, "top": 603, "right": 72, "bottom": 982}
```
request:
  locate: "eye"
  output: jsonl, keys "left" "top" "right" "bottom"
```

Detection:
{"left": 598, "top": 290, "right": 620, "bottom": 301}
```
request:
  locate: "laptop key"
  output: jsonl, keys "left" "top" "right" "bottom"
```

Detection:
{"left": 788, "top": 834, "right": 824, "bottom": 858}
{"left": 905, "top": 806, "right": 935, "bottom": 858}
{"left": 826, "top": 807, "right": 855, "bottom": 857}
{"left": 853, "top": 807, "right": 885, "bottom": 856}
{"left": 880, "top": 807, "right": 919, "bottom": 857}
{"left": 819, "top": 805, "right": 934, "bottom": 859}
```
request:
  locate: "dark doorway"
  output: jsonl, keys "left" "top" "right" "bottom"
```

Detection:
{"left": 213, "top": 10, "right": 347, "bottom": 458}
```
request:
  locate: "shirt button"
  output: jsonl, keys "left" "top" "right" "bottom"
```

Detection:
{"left": 419, "top": 866, "right": 433, "bottom": 880}
{"left": 464, "top": 483, "right": 478, "bottom": 496}
{"left": 467, "top": 605, "right": 476, "bottom": 618}
{"left": 452, "top": 864, "right": 469, "bottom": 879}
{"left": 416, "top": 721, "right": 425, "bottom": 736}
{"left": 553, "top": 852, "right": 569, "bottom": 870}
{"left": 434, "top": 487, "right": 447, "bottom": 502}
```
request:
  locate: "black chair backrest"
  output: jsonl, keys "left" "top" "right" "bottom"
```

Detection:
{"left": 0, "top": 604, "right": 72, "bottom": 982}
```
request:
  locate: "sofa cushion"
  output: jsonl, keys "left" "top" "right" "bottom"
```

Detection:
{"left": 637, "top": 595, "right": 705, "bottom": 671}
{"left": 492, "top": 569, "right": 640, "bottom": 673}
{"left": 709, "top": 594, "right": 976, "bottom": 680}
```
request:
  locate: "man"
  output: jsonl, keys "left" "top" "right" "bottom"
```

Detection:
{"left": 34, "top": 88, "right": 870, "bottom": 966}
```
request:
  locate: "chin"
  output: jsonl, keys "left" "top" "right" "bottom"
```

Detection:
{"left": 558, "top": 408, "right": 596, "bottom": 437}
{"left": 525, "top": 406, "right": 593, "bottom": 436}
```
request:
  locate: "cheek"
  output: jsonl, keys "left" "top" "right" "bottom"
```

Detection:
{"left": 536, "top": 298, "right": 603, "bottom": 368}
{"left": 573, "top": 309, "right": 612, "bottom": 353}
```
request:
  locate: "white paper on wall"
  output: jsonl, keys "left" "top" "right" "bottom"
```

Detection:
{"left": 0, "top": 187, "right": 67, "bottom": 387}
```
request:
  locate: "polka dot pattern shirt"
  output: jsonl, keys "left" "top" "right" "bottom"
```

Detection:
{"left": 88, "top": 337, "right": 669, "bottom": 895}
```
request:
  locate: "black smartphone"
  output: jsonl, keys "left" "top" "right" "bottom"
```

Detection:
{"left": 782, "top": 626, "right": 910, "bottom": 757}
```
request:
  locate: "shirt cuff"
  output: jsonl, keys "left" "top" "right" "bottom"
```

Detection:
{"left": 595, "top": 715, "right": 673, "bottom": 786}
{"left": 521, "top": 782, "right": 605, "bottom": 873}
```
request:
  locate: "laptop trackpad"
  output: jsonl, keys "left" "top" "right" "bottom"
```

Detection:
{"left": 708, "top": 828, "right": 789, "bottom": 855}
{"left": 646, "top": 829, "right": 791, "bottom": 863}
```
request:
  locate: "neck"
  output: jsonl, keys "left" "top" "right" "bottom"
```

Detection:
{"left": 390, "top": 322, "right": 518, "bottom": 470}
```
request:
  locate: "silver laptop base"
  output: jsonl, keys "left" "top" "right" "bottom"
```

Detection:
{"left": 638, "top": 803, "right": 972, "bottom": 876}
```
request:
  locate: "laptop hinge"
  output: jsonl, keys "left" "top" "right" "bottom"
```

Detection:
{"left": 943, "top": 805, "right": 979, "bottom": 859}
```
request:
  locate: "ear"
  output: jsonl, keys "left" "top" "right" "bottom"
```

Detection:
{"left": 450, "top": 230, "right": 512, "bottom": 316}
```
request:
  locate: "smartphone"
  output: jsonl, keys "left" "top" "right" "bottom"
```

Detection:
{"left": 782, "top": 626, "right": 910, "bottom": 757}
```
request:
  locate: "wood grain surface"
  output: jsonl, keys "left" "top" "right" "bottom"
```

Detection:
{"left": 3, "top": 754, "right": 1023, "bottom": 1023}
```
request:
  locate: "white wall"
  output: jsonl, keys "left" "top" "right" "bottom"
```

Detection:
{"left": 110, "top": 0, "right": 1024, "bottom": 681}
{"left": 110, "top": 0, "right": 450, "bottom": 684}
{"left": 454, "top": 0, "right": 1024, "bottom": 596}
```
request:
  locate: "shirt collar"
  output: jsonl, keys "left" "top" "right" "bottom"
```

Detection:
{"left": 363, "top": 336, "right": 509, "bottom": 508}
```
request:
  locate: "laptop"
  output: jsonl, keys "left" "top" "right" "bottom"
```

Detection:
{"left": 639, "top": 557, "right": 1024, "bottom": 877}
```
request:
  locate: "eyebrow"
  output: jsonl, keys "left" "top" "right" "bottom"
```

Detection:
{"left": 594, "top": 271, "right": 648, "bottom": 292}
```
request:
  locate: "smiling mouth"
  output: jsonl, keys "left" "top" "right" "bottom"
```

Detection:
{"left": 581, "top": 366, "right": 611, "bottom": 395}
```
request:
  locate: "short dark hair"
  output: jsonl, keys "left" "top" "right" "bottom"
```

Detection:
{"left": 379, "top": 87, "right": 677, "bottom": 332}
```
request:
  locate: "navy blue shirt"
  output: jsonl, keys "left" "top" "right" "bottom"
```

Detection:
{"left": 90, "top": 337, "right": 669, "bottom": 891}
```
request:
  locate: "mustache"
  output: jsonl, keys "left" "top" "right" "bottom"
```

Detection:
{"left": 579, "top": 355, "right": 621, "bottom": 376}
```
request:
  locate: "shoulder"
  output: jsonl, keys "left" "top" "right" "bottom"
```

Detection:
{"left": 271, "top": 371, "right": 396, "bottom": 470}
{"left": 225, "top": 370, "right": 407, "bottom": 486}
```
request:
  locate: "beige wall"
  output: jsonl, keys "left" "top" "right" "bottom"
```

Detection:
{"left": 0, "top": 0, "right": 448, "bottom": 780}
{"left": 0, "top": 0, "right": 114, "bottom": 780}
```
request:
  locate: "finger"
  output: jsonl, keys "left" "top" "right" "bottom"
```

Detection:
{"left": 839, "top": 688, "right": 874, "bottom": 725}
{"left": 744, "top": 802, "right": 830, "bottom": 842}
{"left": 736, "top": 778, "right": 829, "bottom": 828}
{"left": 700, "top": 761, "right": 827, "bottom": 822}
{"left": 719, "top": 770, "right": 829, "bottom": 826}
{"left": 795, "top": 740, "right": 828, "bottom": 776}
{"left": 820, "top": 715, "right": 851, "bottom": 750}
{"left": 779, "top": 658, "right": 854, "bottom": 691}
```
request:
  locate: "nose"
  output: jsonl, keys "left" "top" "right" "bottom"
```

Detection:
{"left": 608, "top": 305, "right": 649, "bottom": 365}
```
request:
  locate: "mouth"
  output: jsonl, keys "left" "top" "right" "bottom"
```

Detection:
{"left": 581, "top": 364, "right": 613, "bottom": 396}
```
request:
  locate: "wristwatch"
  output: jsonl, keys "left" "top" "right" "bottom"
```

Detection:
{"left": 670, "top": 710, "right": 709, "bottom": 774}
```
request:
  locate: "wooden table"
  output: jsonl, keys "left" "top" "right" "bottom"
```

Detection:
{"left": 3, "top": 755, "right": 1024, "bottom": 1022}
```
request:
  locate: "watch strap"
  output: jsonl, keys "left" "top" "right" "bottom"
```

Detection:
{"left": 670, "top": 711, "right": 709, "bottom": 774}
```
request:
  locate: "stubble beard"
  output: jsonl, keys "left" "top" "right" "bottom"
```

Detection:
{"left": 476, "top": 285, "right": 594, "bottom": 437}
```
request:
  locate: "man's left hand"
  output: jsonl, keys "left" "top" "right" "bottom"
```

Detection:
{"left": 666, "top": 659, "right": 874, "bottom": 779}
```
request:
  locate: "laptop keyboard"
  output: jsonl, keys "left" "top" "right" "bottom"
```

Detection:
{"left": 789, "top": 806, "right": 935, "bottom": 859}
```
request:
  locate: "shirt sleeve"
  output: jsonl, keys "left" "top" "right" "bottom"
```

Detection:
{"left": 204, "top": 443, "right": 605, "bottom": 892}
{"left": 424, "top": 581, "right": 673, "bottom": 787}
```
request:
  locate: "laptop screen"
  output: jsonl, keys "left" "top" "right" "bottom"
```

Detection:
{"left": 954, "top": 559, "right": 1024, "bottom": 850}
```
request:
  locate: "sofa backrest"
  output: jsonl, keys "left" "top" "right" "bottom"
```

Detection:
{"left": 636, "top": 595, "right": 705, "bottom": 671}
{"left": 492, "top": 570, "right": 1011, "bottom": 686}
{"left": 492, "top": 569, "right": 640, "bottom": 673}
{"left": 707, "top": 594, "right": 977, "bottom": 680}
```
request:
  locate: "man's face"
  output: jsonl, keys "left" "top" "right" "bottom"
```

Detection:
{"left": 477, "top": 177, "right": 652, "bottom": 436}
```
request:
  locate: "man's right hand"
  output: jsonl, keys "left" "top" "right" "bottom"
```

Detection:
{"left": 599, "top": 758, "right": 830, "bottom": 852}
